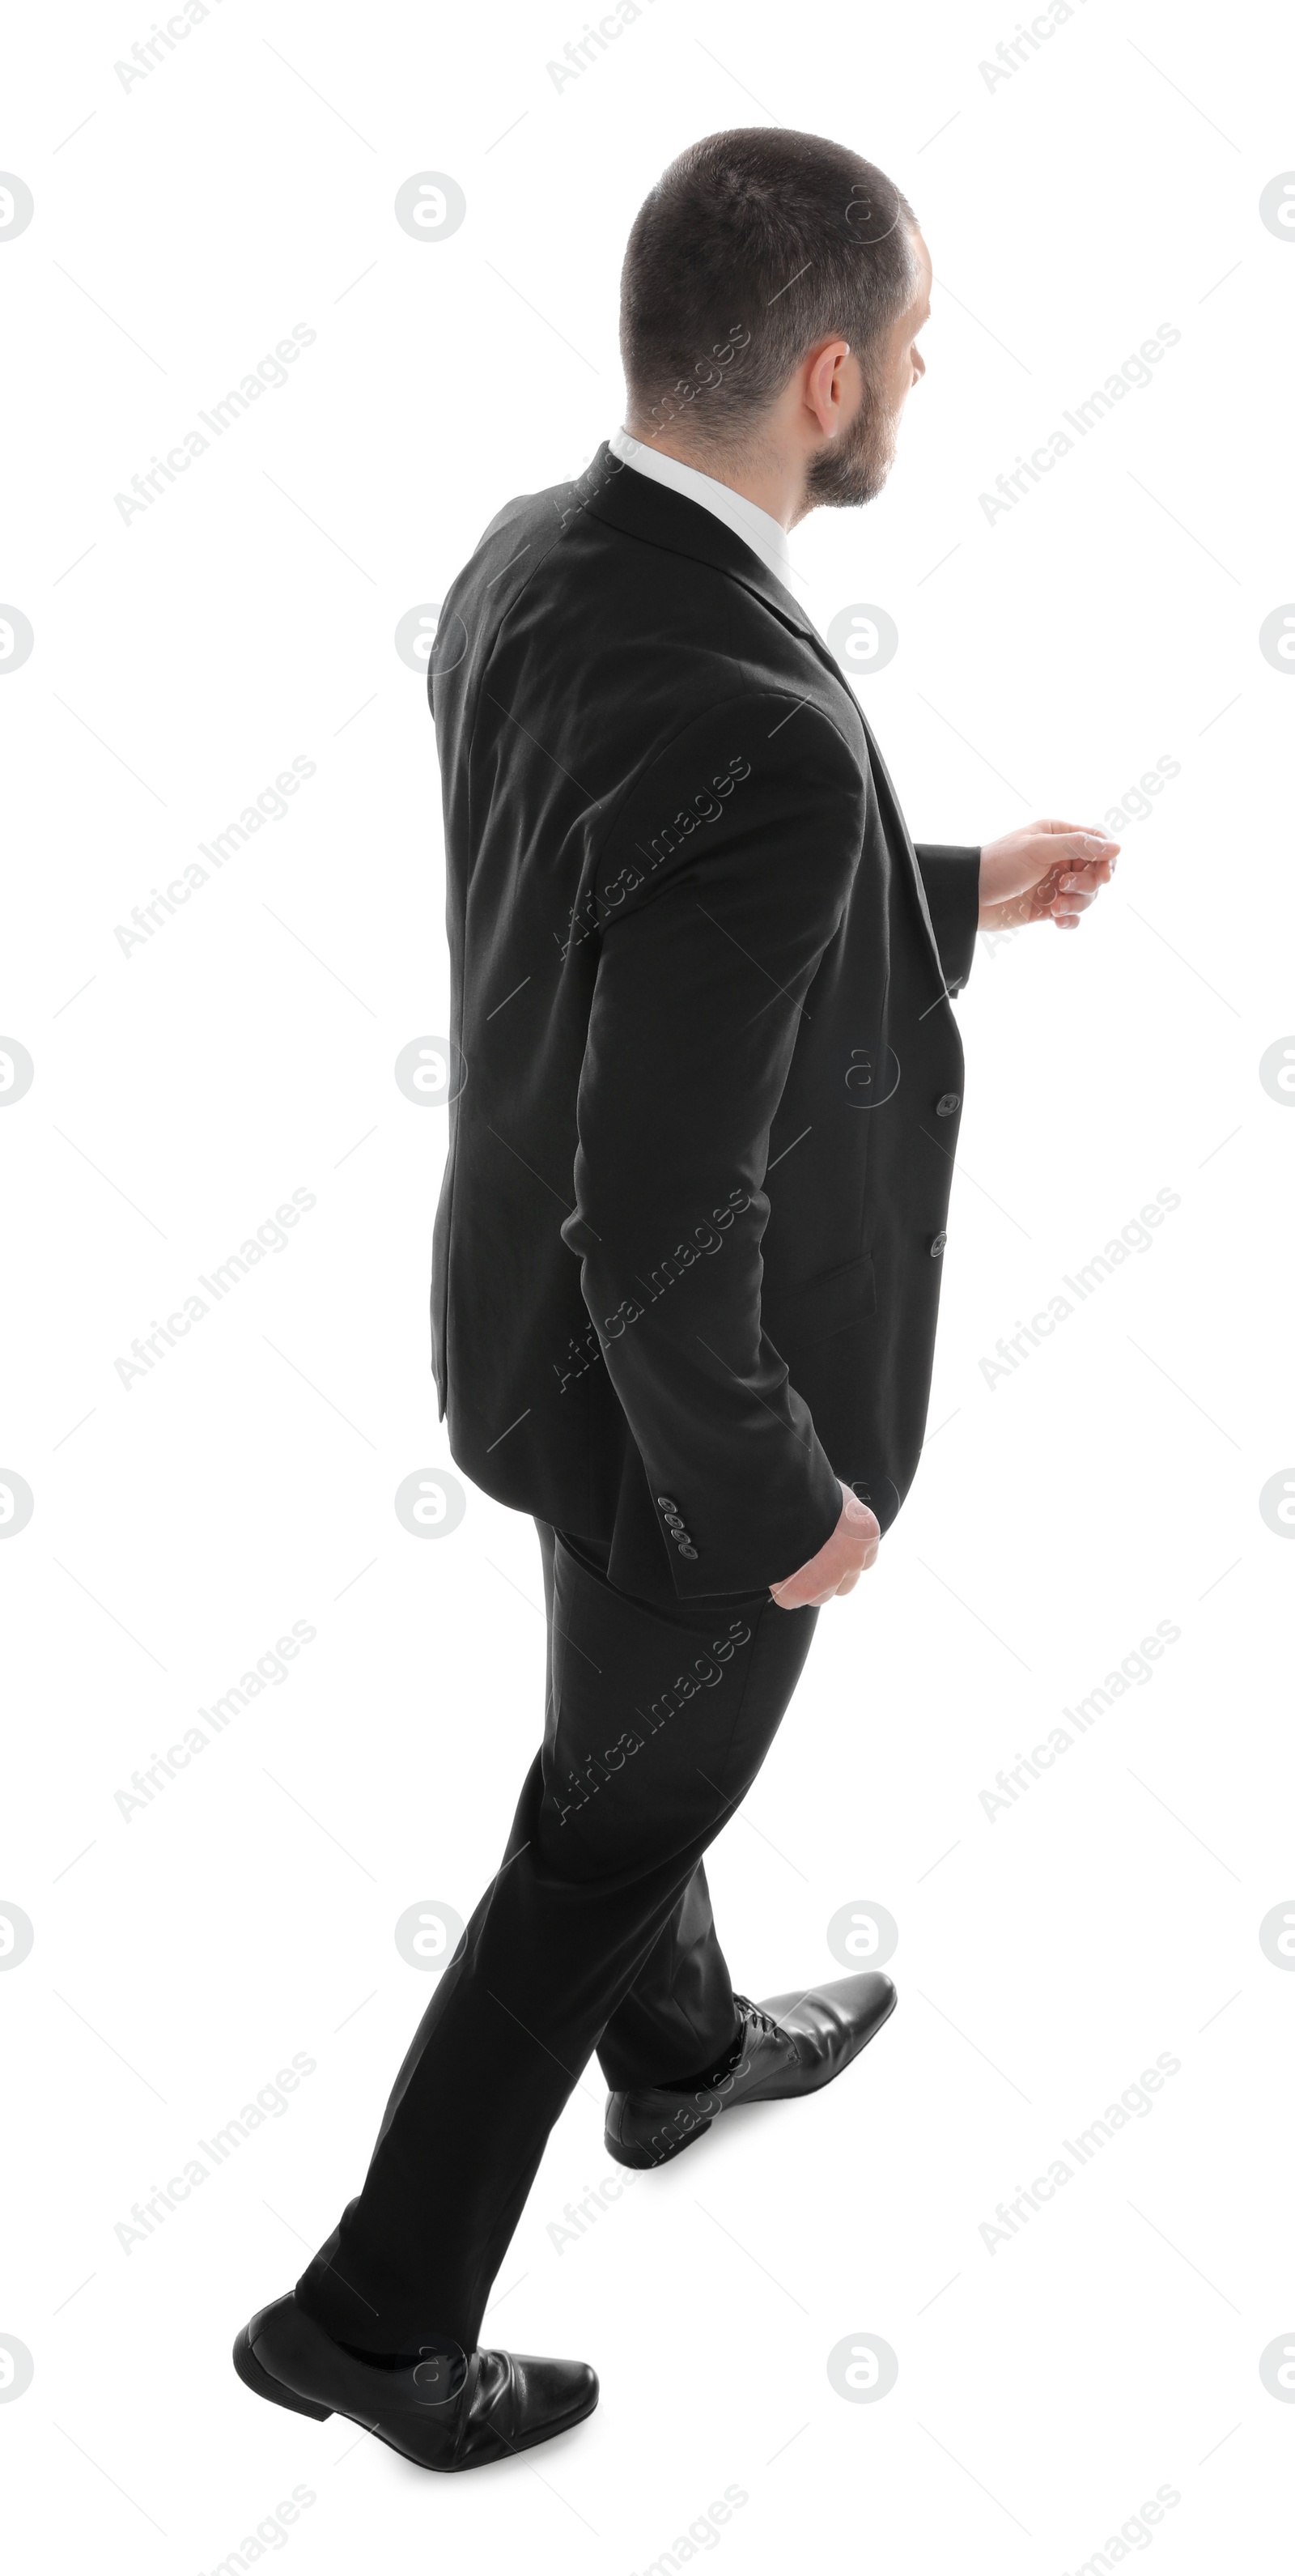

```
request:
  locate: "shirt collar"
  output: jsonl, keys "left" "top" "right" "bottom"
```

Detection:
{"left": 609, "top": 427, "right": 797, "bottom": 597}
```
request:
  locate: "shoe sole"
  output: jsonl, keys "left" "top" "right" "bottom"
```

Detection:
{"left": 231, "top": 2323, "right": 599, "bottom": 2472}
{"left": 605, "top": 2113, "right": 713, "bottom": 2172}
{"left": 605, "top": 1982, "right": 898, "bottom": 2170}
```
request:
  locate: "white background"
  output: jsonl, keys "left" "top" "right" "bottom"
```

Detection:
{"left": 2, "top": 1, "right": 1293, "bottom": 2569}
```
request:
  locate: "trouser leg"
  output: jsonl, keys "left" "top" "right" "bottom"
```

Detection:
{"left": 294, "top": 1520, "right": 816, "bottom": 2360}
{"left": 548, "top": 1537, "right": 745, "bottom": 2094}
{"left": 595, "top": 1858, "right": 736, "bottom": 2090}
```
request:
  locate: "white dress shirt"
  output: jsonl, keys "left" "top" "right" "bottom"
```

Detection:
{"left": 609, "top": 426, "right": 798, "bottom": 597}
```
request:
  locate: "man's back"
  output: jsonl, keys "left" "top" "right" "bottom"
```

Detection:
{"left": 427, "top": 444, "right": 972, "bottom": 1604}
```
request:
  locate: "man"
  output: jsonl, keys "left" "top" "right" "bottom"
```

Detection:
{"left": 235, "top": 127, "right": 1115, "bottom": 2472}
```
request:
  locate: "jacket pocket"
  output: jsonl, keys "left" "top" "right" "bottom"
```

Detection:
{"left": 788, "top": 1252, "right": 877, "bottom": 1343}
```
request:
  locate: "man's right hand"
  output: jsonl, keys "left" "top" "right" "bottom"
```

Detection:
{"left": 769, "top": 1481, "right": 881, "bottom": 1609}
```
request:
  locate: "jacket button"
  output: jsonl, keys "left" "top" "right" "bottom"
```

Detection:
{"left": 936, "top": 1091, "right": 960, "bottom": 1116}
{"left": 678, "top": 1544, "right": 698, "bottom": 1560}
{"left": 929, "top": 1231, "right": 947, "bottom": 1257}
{"left": 656, "top": 1495, "right": 678, "bottom": 1511}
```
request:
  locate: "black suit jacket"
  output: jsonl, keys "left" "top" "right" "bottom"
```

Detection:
{"left": 428, "top": 442, "right": 979, "bottom": 1604}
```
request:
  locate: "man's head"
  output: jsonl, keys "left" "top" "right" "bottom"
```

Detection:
{"left": 619, "top": 129, "right": 930, "bottom": 523}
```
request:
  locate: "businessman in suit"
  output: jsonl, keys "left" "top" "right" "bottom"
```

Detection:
{"left": 236, "top": 126, "right": 1115, "bottom": 2470}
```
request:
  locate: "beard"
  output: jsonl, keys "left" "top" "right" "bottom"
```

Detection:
{"left": 804, "top": 370, "right": 899, "bottom": 511}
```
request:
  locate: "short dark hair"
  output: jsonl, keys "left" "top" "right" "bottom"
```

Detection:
{"left": 619, "top": 128, "right": 919, "bottom": 454}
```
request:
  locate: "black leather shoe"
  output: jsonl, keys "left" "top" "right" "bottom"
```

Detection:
{"left": 233, "top": 2293, "right": 598, "bottom": 2472}
{"left": 605, "top": 1971, "right": 897, "bottom": 2170}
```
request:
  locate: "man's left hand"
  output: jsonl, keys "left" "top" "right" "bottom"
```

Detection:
{"left": 978, "top": 819, "right": 1119, "bottom": 933}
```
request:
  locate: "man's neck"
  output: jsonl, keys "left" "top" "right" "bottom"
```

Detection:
{"left": 622, "top": 424, "right": 805, "bottom": 532}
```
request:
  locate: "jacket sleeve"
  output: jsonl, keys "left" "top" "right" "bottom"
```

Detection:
{"left": 559, "top": 691, "right": 864, "bottom": 1600}
{"left": 913, "top": 844, "right": 981, "bottom": 994}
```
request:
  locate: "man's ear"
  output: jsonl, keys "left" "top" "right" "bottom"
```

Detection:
{"left": 805, "top": 337, "right": 853, "bottom": 437}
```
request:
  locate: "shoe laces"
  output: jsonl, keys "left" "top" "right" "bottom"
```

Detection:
{"left": 734, "top": 1994, "right": 793, "bottom": 2049}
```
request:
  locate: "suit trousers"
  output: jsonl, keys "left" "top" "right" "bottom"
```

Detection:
{"left": 294, "top": 1520, "right": 818, "bottom": 2361}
